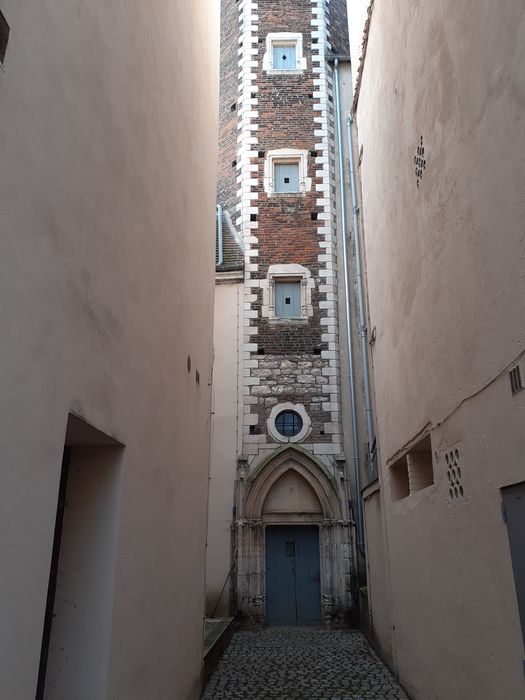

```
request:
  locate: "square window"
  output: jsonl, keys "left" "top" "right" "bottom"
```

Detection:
{"left": 274, "top": 162, "right": 300, "bottom": 193}
{"left": 264, "top": 33, "right": 305, "bottom": 74}
{"left": 275, "top": 280, "right": 301, "bottom": 318}
{"left": 272, "top": 44, "right": 296, "bottom": 70}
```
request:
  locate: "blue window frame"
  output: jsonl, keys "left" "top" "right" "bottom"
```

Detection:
{"left": 273, "top": 44, "right": 296, "bottom": 70}
{"left": 275, "top": 281, "right": 301, "bottom": 318}
{"left": 274, "top": 162, "right": 300, "bottom": 193}
{"left": 275, "top": 410, "right": 303, "bottom": 438}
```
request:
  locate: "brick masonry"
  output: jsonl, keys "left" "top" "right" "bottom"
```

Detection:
{"left": 218, "top": 0, "right": 355, "bottom": 626}
{"left": 229, "top": 0, "right": 349, "bottom": 461}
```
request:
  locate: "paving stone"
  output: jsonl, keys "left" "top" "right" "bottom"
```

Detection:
{"left": 201, "top": 628, "right": 409, "bottom": 700}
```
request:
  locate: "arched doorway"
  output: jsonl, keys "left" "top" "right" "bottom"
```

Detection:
{"left": 234, "top": 447, "right": 354, "bottom": 626}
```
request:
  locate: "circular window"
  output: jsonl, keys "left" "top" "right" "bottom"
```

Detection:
{"left": 275, "top": 410, "right": 303, "bottom": 438}
{"left": 267, "top": 402, "right": 311, "bottom": 443}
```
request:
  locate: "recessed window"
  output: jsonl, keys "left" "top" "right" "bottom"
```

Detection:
{"left": 390, "top": 434, "right": 434, "bottom": 501}
{"left": 274, "top": 162, "right": 300, "bottom": 194}
{"left": 275, "top": 280, "right": 301, "bottom": 318}
{"left": 263, "top": 33, "right": 306, "bottom": 74}
{"left": 0, "top": 10, "right": 9, "bottom": 65}
{"left": 275, "top": 410, "right": 303, "bottom": 438}
{"left": 273, "top": 44, "right": 296, "bottom": 70}
{"left": 262, "top": 263, "right": 313, "bottom": 322}
{"left": 264, "top": 149, "right": 311, "bottom": 196}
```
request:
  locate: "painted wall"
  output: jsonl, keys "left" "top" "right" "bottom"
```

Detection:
{"left": 0, "top": 1, "right": 219, "bottom": 698}
{"left": 206, "top": 280, "right": 243, "bottom": 617}
{"left": 349, "top": 0, "right": 525, "bottom": 697}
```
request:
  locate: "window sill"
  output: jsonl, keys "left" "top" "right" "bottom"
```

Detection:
{"left": 269, "top": 317, "right": 308, "bottom": 325}
{"left": 268, "top": 191, "right": 305, "bottom": 197}
{"left": 266, "top": 68, "right": 305, "bottom": 76}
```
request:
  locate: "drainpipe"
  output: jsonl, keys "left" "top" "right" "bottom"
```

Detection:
{"left": 217, "top": 204, "right": 224, "bottom": 267}
{"left": 333, "top": 58, "right": 364, "bottom": 552}
{"left": 346, "top": 116, "right": 376, "bottom": 475}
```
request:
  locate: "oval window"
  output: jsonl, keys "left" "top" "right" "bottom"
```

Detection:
{"left": 275, "top": 410, "right": 303, "bottom": 438}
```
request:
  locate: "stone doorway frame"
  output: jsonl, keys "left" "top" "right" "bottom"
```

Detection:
{"left": 234, "top": 446, "right": 354, "bottom": 626}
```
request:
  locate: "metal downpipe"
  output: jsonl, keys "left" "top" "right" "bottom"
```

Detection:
{"left": 346, "top": 115, "right": 375, "bottom": 474}
{"left": 333, "top": 59, "right": 364, "bottom": 552}
{"left": 217, "top": 204, "right": 224, "bottom": 267}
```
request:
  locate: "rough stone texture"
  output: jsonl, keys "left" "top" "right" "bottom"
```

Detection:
{"left": 251, "top": 354, "right": 333, "bottom": 442}
{"left": 201, "top": 629, "right": 409, "bottom": 699}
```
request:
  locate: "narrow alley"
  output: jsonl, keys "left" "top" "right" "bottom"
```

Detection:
{"left": 202, "top": 629, "right": 407, "bottom": 700}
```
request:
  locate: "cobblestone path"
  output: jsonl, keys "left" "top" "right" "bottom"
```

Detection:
{"left": 201, "top": 628, "right": 409, "bottom": 699}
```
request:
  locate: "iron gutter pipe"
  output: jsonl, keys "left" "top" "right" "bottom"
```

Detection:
{"left": 346, "top": 115, "right": 376, "bottom": 475}
{"left": 217, "top": 204, "right": 224, "bottom": 267}
{"left": 333, "top": 59, "right": 364, "bottom": 552}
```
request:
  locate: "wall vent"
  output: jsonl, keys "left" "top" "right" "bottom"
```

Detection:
{"left": 414, "top": 135, "right": 426, "bottom": 188}
{"left": 446, "top": 448, "right": 464, "bottom": 500}
{"left": 510, "top": 365, "right": 523, "bottom": 395}
{"left": 0, "top": 10, "right": 9, "bottom": 64}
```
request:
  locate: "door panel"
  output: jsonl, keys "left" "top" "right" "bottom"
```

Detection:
{"left": 266, "top": 526, "right": 320, "bottom": 626}
{"left": 294, "top": 527, "right": 321, "bottom": 625}
{"left": 266, "top": 527, "right": 296, "bottom": 625}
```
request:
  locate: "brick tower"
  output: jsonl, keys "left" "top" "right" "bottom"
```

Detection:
{"left": 213, "top": 0, "right": 356, "bottom": 627}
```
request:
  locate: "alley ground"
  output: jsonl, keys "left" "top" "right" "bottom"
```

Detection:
{"left": 202, "top": 628, "right": 409, "bottom": 699}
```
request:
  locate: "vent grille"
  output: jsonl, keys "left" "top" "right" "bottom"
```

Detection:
{"left": 446, "top": 448, "right": 464, "bottom": 500}
{"left": 510, "top": 365, "right": 523, "bottom": 395}
{"left": 0, "top": 10, "right": 9, "bottom": 64}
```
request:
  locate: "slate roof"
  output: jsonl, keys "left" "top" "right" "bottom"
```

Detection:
{"left": 216, "top": 208, "right": 244, "bottom": 273}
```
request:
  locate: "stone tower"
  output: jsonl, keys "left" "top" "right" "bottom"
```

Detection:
{"left": 212, "top": 0, "right": 356, "bottom": 627}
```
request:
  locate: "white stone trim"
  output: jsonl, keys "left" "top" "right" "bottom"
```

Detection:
{"left": 267, "top": 402, "right": 312, "bottom": 444}
{"left": 262, "top": 32, "right": 307, "bottom": 73}
{"left": 260, "top": 264, "right": 314, "bottom": 320}
{"left": 263, "top": 148, "right": 312, "bottom": 195}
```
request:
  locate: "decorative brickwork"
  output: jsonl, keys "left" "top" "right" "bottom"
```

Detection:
{"left": 218, "top": 0, "right": 354, "bottom": 626}
{"left": 231, "top": 0, "right": 350, "bottom": 461}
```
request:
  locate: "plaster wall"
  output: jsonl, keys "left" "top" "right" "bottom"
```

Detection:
{"left": 206, "top": 281, "right": 243, "bottom": 616}
{"left": 352, "top": 0, "right": 525, "bottom": 697}
{"left": 44, "top": 444, "right": 123, "bottom": 700}
{"left": 361, "top": 485, "right": 392, "bottom": 667}
{"left": 0, "top": 1, "right": 219, "bottom": 698}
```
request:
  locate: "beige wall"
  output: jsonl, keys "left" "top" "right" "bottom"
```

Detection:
{"left": 350, "top": 0, "right": 525, "bottom": 697}
{"left": 206, "top": 280, "right": 243, "bottom": 617}
{"left": 0, "top": 1, "right": 219, "bottom": 698}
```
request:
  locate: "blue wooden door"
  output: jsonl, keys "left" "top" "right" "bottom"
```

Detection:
{"left": 265, "top": 526, "right": 320, "bottom": 626}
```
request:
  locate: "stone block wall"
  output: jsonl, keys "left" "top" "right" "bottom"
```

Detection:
{"left": 220, "top": 0, "right": 350, "bottom": 463}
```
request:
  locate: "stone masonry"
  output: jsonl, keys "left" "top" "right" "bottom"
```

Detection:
{"left": 218, "top": 0, "right": 356, "bottom": 626}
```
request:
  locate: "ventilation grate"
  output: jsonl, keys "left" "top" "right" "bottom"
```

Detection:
{"left": 510, "top": 365, "right": 523, "bottom": 395}
{"left": 446, "top": 449, "right": 464, "bottom": 500}
{"left": 414, "top": 135, "right": 427, "bottom": 189}
{"left": 0, "top": 10, "right": 9, "bottom": 65}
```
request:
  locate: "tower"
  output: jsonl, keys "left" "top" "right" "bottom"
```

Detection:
{"left": 210, "top": 0, "right": 356, "bottom": 627}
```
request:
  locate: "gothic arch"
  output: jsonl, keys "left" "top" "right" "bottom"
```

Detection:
{"left": 243, "top": 446, "right": 342, "bottom": 521}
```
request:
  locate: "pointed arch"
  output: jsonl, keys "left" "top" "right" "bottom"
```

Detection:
{"left": 243, "top": 446, "right": 342, "bottom": 520}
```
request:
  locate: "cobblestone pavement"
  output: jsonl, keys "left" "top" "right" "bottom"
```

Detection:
{"left": 201, "top": 628, "right": 409, "bottom": 699}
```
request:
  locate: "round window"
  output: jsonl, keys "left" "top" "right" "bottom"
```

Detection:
{"left": 275, "top": 410, "right": 303, "bottom": 438}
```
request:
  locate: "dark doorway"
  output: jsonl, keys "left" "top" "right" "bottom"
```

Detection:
{"left": 265, "top": 525, "right": 320, "bottom": 626}
{"left": 502, "top": 481, "right": 525, "bottom": 663}
{"left": 36, "top": 446, "right": 71, "bottom": 699}
{"left": 36, "top": 415, "right": 123, "bottom": 700}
